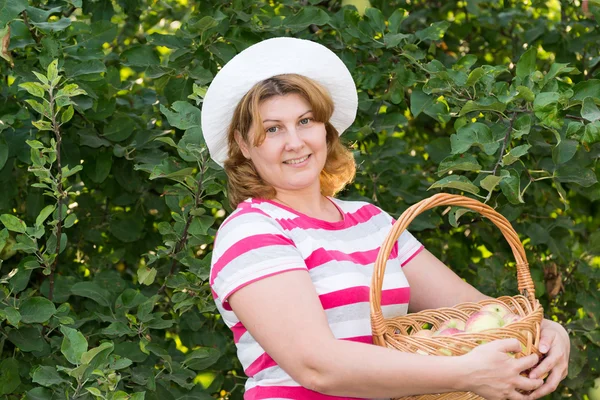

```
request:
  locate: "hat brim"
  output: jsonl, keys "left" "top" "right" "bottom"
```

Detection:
{"left": 201, "top": 37, "right": 358, "bottom": 167}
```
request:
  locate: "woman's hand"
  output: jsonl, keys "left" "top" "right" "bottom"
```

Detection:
{"left": 459, "top": 338, "right": 545, "bottom": 400}
{"left": 526, "top": 319, "right": 570, "bottom": 399}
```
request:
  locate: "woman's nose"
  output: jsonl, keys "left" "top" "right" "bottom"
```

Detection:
{"left": 284, "top": 128, "right": 304, "bottom": 151}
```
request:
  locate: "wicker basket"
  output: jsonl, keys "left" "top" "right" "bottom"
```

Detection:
{"left": 369, "top": 193, "right": 544, "bottom": 400}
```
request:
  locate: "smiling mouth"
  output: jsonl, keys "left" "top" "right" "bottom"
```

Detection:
{"left": 283, "top": 154, "right": 311, "bottom": 165}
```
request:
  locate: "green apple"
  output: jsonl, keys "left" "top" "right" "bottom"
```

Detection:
{"left": 341, "top": 0, "right": 371, "bottom": 16}
{"left": 480, "top": 303, "right": 512, "bottom": 319}
{"left": 0, "top": 235, "right": 17, "bottom": 260}
{"left": 589, "top": 377, "right": 600, "bottom": 400}
{"left": 465, "top": 311, "right": 504, "bottom": 333}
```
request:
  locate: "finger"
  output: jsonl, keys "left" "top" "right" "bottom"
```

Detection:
{"left": 508, "top": 390, "right": 530, "bottom": 400}
{"left": 516, "top": 376, "right": 545, "bottom": 392}
{"left": 495, "top": 338, "right": 524, "bottom": 353}
{"left": 537, "top": 329, "right": 555, "bottom": 354}
{"left": 528, "top": 351, "right": 557, "bottom": 379}
{"left": 516, "top": 353, "right": 540, "bottom": 370}
{"left": 527, "top": 369, "right": 561, "bottom": 399}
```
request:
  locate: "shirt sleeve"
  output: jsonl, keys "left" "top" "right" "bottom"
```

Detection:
{"left": 210, "top": 210, "right": 307, "bottom": 305}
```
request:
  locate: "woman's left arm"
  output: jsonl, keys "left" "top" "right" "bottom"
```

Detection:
{"left": 403, "top": 248, "right": 570, "bottom": 399}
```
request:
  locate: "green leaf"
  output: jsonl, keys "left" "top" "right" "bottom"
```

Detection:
{"left": 365, "top": 8, "right": 385, "bottom": 32}
{"left": 502, "top": 144, "right": 531, "bottom": 165}
{"left": 183, "top": 347, "right": 221, "bottom": 371}
{"left": 0, "top": 358, "right": 21, "bottom": 395}
{"left": 384, "top": 32, "right": 411, "bottom": 48}
{"left": 555, "top": 166, "right": 598, "bottom": 187}
{"left": 64, "top": 213, "right": 77, "bottom": 228}
{"left": 542, "top": 62, "right": 576, "bottom": 86}
{"left": 61, "top": 106, "right": 74, "bottom": 124}
{"left": 103, "top": 116, "right": 135, "bottom": 142}
{"left": 3, "top": 307, "right": 21, "bottom": 327}
{"left": 81, "top": 342, "right": 113, "bottom": 365}
{"left": 46, "top": 60, "right": 59, "bottom": 83}
{"left": 70, "top": 282, "right": 112, "bottom": 307}
{"left": 19, "top": 296, "right": 56, "bottom": 324}
{"left": 552, "top": 140, "right": 578, "bottom": 165}
{"left": 64, "top": 60, "right": 107, "bottom": 78}
{"left": 458, "top": 99, "right": 506, "bottom": 116}
{"left": 516, "top": 86, "right": 535, "bottom": 102}
{"left": 31, "top": 366, "right": 65, "bottom": 387}
{"left": 19, "top": 82, "right": 46, "bottom": 98}
{"left": 581, "top": 97, "right": 600, "bottom": 122}
{"left": 160, "top": 101, "right": 201, "bottom": 130}
{"left": 283, "top": 7, "right": 329, "bottom": 32}
{"left": 583, "top": 121, "right": 600, "bottom": 145}
{"left": 571, "top": 79, "right": 600, "bottom": 103}
{"left": 0, "top": 135, "right": 8, "bottom": 170}
{"left": 25, "top": 99, "right": 51, "bottom": 118}
{"left": 0, "top": 214, "right": 26, "bottom": 233}
{"left": 466, "top": 67, "right": 485, "bottom": 87}
{"left": 0, "top": 0, "right": 28, "bottom": 29}
{"left": 32, "top": 17, "right": 71, "bottom": 32}
{"left": 35, "top": 205, "right": 55, "bottom": 227}
{"left": 60, "top": 325, "right": 88, "bottom": 365}
{"left": 121, "top": 45, "right": 161, "bottom": 66}
{"left": 428, "top": 175, "right": 480, "bottom": 195}
{"left": 480, "top": 175, "right": 504, "bottom": 192}
{"left": 516, "top": 47, "right": 537, "bottom": 79}
{"left": 7, "top": 327, "right": 44, "bottom": 352}
{"left": 410, "top": 89, "right": 432, "bottom": 117}
{"left": 109, "top": 213, "right": 144, "bottom": 243}
{"left": 137, "top": 267, "right": 157, "bottom": 286}
{"left": 437, "top": 153, "right": 481, "bottom": 176}
{"left": 388, "top": 8, "right": 407, "bottom": 34}
{"left": 32, "top": 120, "right": 53, "bottom": 131}
{"left": 450, "top": 122, "right": 500, "bottom": 155}
{"left": 513, "top": 114, "right": 532, "bottom": 138}
{"left": 499, "top": 170, "right": 524, "bottom": 204}
{"left": 415, "top": 21, "right": 450, "bottom": 41}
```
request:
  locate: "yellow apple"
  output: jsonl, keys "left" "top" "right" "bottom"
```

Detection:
{"left": 589, "top": 377, "right": 600, "bottom": 400}
{"left": 465, "top": 311, "right": 504, "bottom": 333}
{"left": 480, "top": 303, "right": 512, "bottom": 319}
{"left": 341, "top": 0, "right": 371, "bottom": 16}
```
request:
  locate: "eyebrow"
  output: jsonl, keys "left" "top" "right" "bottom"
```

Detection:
{"left": 262, "top": 110, "right": 312, "bottom": 123}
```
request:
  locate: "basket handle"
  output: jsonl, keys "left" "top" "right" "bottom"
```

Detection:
{"left": 370, "top": 193, "right": 536, "bottom": 340}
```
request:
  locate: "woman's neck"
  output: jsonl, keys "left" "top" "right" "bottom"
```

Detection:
{"left": 273, "top": 188, "right": 341, "bottom": 222}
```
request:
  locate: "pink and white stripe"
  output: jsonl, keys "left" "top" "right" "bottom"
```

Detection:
{"left": 210, "top": 198, "right": 423, "bottom": 399}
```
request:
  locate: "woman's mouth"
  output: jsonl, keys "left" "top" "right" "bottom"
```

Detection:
{"left": 283, "top": 154, "right": 311, "bottom": 165}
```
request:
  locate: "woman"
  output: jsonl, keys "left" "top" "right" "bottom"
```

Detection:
{"left": 201, "top": 37, "right": 570, "bottom": 400}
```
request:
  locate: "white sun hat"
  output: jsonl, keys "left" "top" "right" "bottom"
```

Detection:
{"left": 201, "top": 37, "right": 358, "bottom": 167}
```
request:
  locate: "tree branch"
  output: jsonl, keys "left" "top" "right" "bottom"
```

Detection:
{"left": 158, "top": 157, "right": 207, "bottom": 295}
{"left": 21, "top": 11, "right": 41, "bottom": 44}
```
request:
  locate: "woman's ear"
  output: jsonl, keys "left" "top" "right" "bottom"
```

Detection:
{"left": 234, "top": 130, "right": 251, "bottom": 159}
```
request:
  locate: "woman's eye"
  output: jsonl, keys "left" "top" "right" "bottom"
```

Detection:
{"left": 266, "top": 126, "right": 278, "bottom": 133}
{"left": 300, "top": 118, "right": 311, "bottom": 125}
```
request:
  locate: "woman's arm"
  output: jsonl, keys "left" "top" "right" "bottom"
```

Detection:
{"left": 402, "top": 249, "right": 491, "bottom": 312}
{"left": 228, "top": 270, "right": 541, "bottom": 399}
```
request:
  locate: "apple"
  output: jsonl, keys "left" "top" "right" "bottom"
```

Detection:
{"left": 341, "top": 0, "right": 371, "bottom": 16}
{"left": 434, "top": 328, "right": 464, "bottom": 336}
{"left": 437, "top": 348, "right": 453, "bottom": 356}
{"left": 0, "top": 235, "right": 17, "bottom": 260}
{"left": 480, "top": 303, "right": 512, "bottom": 319}
{"left": 503, "top": 313, "right": 522, "bottom": 325}
{"left": 438, "top": 318, "right": 466, "bottom": 331}
{"left": 465, "top": 311, "right": 505, "bottom": 333}
{"left": 585, "top": 376, "right": 599, "bottom": 400}
{"left": 413, "top": 329, "right": 434, "bottom": 337}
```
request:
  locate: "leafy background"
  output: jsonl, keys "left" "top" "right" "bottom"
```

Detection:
{"left": 0, "top": 0, "right": 599, "bottom": 399}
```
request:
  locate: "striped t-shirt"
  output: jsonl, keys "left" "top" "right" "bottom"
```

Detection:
{"left": 210, "top": 197, "right": 424, "bottom": 400}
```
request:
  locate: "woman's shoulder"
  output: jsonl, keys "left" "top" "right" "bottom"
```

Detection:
{"left": 329, "top": 196, "right": 388, "bottom": 215}
{"left": 217, "top": 198, "right": 292, "bottom": 236}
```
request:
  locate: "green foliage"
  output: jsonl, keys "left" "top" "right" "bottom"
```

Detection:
{"left": 0, "top": 0, "right": 599, "bottom": 399}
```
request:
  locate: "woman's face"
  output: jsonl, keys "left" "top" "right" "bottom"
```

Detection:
{"left": 237, "top": 93, "right": 328, "bottom": 195}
